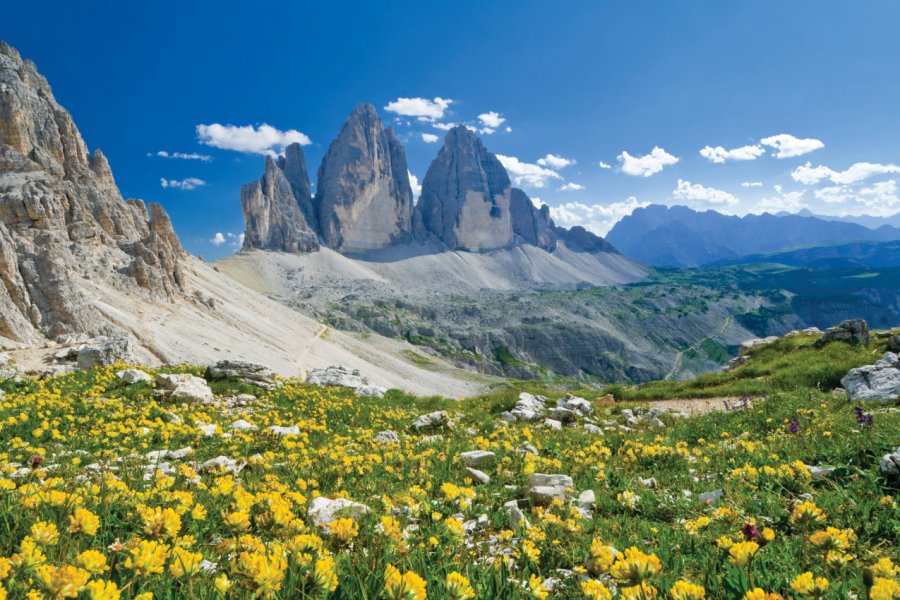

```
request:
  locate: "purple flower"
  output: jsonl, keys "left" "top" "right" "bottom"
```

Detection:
{"left": 854, "top": 406, "right": 874, "bottom": 427}
{"left": 741, "top": 522, "right": 760, "bottom": 541}
{"left": 788, "top": 418, "right": 800, "bottom": 434}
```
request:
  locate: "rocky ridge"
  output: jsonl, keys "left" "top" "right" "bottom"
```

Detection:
{"left": 0, "top": 40, "right": 185, "bottom": 343}
{"left": 239, "top": 107, "right": 618, "bottom": 259}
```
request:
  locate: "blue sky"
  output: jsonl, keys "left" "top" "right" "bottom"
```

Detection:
{"left": 5, "top": 1, "right": 900, "bottom": 258}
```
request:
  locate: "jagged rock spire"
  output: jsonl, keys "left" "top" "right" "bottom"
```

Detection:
{"left": 415, "top": 125, "right": 513, "bottom": 252}
{"left": 314, "top": 103, "right": 413, "bottom": 253}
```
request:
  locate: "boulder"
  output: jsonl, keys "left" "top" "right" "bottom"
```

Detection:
{"left": 308, "top": 496, "right": 371, "bottom": 528}
{"left": 888, "top": 335, "right": 900, "bottom": 353}
{"left": 841, "top": 352, "right": 900, "bottom": 404}
{"left": 154, "top": 373, "right": 214, "bottom": 403}
{"left": 306, "top": 365, "right": 385, "bottom": 397}
{"left": 116, "top": 368, "right": 152, "bottom": 384}
{"left": 510, "top": 392, "right": 547, "bottom": 422}
{"left": 817, "top": 319, "right": 869, "bottom": 347}
{"left": 526, "top": 473, "right": 573, "bottom": 506}
{"left": 77, "top": 336, "right": 134, "bottom": 369}
{"left": 459, "top": 450, "right": 496, "bottom": 469}
{"left": 739, "top": 336, "right": 779, "bottom": 356}
{"left": 206, "top": 360, "right": 277, "bottom": 388}
{"left": 880, "top": 447, "right": 900, "bottom": 481}
{"left": 411, "top": 411, "right": 449, "bottom": 432}
{"left": 268, "top": 425, "right": 300, "bottom": 436}
{"left": 375, "top": 430, "right": 400, "bottom": 444}
{"left": 465, "top": 467, "right": 491, "bottom": 485}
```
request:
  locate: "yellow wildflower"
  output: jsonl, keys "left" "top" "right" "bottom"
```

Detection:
{"left": 140, "top": 506, "right": 182, "bottom": 539}
{"left": 385, "top": 564, "right": 427, "bottom": 600}
{"left": 85, "top": 580, "right": 120, "bottom": 600}
{"left": 872, "top": 557, "right": 899, "bottom": 579}
{"left": 670, "top": 580, "right": 706, "bottom": 600}
{"left": 620, "top": 582, "right": 659, "bottom": 599}
{"left": 580, "top": 579, "right": 612, "bottom": 599}
{"left": 312, "top": 555, "right": 338, "bottom": 593}
{"left": 743, "top": 589, "right": 783, "bottom": 600}
{"left": 75, "top": 550, "right": 109, "bottom": 575}
{"left": 610, "top": 546, "right": 662, "bottom": 585}
{"left": 30, "top": 521, "right": 59, "bottom": 546}
{"left": 529, "top": 573, "right": 548, "bottom": 600}
{"left": 214, "top": 574, "right": 233, "bottom": 594}
{"left": 169, "top": 546, "right": 203, "bottom": 577}
{"left": 870, "top": 578, "right": 900, "bottom": 600}
{"left": 790, "top": 502, "right": 825, "bottom": 527}
{"left": 34, "top": 564, "right": 91, "bottom": 599}
{"left": 446, "top": 571, "right": 475, "bottom": 600}
{"left": 124, "top": 540, "right": 169, "bottom": 576}
{"left": 235, "top": 551, "right": 287, "bottom": 597}
{"left": 68, "top": 508, "right": 100, "bottom": 536}
{"left": 791, "top": 572, "right": 829, "bottom": 598}
{"left": 728, "top": 541, "right": 759, "bottom": 567}
{"left": 330, "top": 517, "right": 359, "bottom": 542}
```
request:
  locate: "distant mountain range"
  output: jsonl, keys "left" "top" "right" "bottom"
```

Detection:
{"left": 606, "top": 204, "right": 900, "bottom": 267}
{"left": 710, "top": 239, "right": 900, "bottom": 269}
{"left": 782, "top": 209, "right": 900, "bottom": 230}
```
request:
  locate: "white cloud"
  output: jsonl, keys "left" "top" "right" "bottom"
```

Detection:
{"left": 210, "top": 232, "right": 226, "bottom": 246}
{"left": 672, "top": 179, "right": 739, "bottom": 206}
{"left": 155, "top": 150, "right": 212, "bottom": 162}
{"left": 408, "top": 170, "right": 422, "bottom": 202}
{"left": 235, "top": 233, "right": 245, "bottom": 248}
{"left": 791, "top": 161, "right": 900, "bottom": 185}
{"left": 536, "top": 154, "right": 575, "bottom": 170}
{"left": 617, "top": 146, "right": 679, "bottom": 177}
{"left": 750, "top": 189, "right": 807, "bottom": 214}
{"left": 549, "top": 197, "right": 650, "bottom": 236}
{"left": 432, "top": 122, "right": 457, "bottom": 131}
{"left": 559, "top": 182, "right": 585, "bottom": 192}
{"left": 741, "top": 181, "right": 763, "bottom": 187}
{"left": 812, "top": 179, "right": 900, "bottom": 216}
{"left": 496, "top": 154, "right": 563, "bottom": 188}
{"left": 478, "top": 111, "right": 506, "bottom": 128}
{"left": 196, "top": 123, "right": 311, "bottom": 155}
{"left": 505, "top": 126, "right": 512, "bottom": 133}
{"left": 421, "top": 133, "right": 439, "bottom": 143}
{"left": 598, "top": 161, "right": 612, "bottom": 169}
{"left": 760, "top": 134, "right": 824, "bottom": 158}
{"left": 384, "top": 97, "right": 453, "bottom": 121}
{"left": 160, "top": 177, "right": 206, "bottom": 190}
{"left": 479, "top": 127, "right": 496, "bottom": 135}
{"left": 699, "top": 144, "right": 765, "bottom": 163}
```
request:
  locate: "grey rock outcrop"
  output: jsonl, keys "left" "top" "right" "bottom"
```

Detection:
{"left": 306, "top": 365, "right": 387, "bottom": 397}
{"left": 76, "top": 336, "right": 134, "bottom": 369}
{"left": 241, "top": 147, "right": 319, "bottom": 253}
{"left": 315, "top": 104, "right": 413, "bottom": 253}
{"left": 0, "top": 41, "right": 185, "bottom": 343}
{"left": 817, "top": 319, "right": 869, "bottom": 347}
{"left": 205, "top": 359, "right": 277, "bottom": 388}
{"left": 841, "top": 352, "right": 900, "bottom": 404}
{"left": 880, "top": 447, "right": 900, "bottom": 481}
{"left": 416, "top": 125, "right": 513, "bottom": 251}
{"left": 154, "top": 373, "right": 214, "bottom": 403}
{"left": 510, "top": 188, "right": 557, "bottom": 251}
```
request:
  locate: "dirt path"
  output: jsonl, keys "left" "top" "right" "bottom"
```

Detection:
{"left": 294, "top": 324, "right": 329, "bottom": 372}
{"left": 665, "top": 315, "right": 734, "bottom": 380}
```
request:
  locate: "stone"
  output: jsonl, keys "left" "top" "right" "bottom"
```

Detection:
{"left": 154, "top": 373, "right": 214, "bottom": 403}
{"left": 526, "top": 473, "right": 573, "bottom": 506}
{"left": 0, "top": 41, "right": 185, "bottom": 343}
{"left": 595, "top": 394, "right": 616, "bottom": 406}
{"left": 308, "top": 496, "right": 371, "bottom": 528}
{"left": 415, "top": 125, "right": 513, "bottom": 251}
{"left": 560, "top": 394, "right": 593, "bottom": 416}
{"left": 307, "top": 365, "right": 366, "bottom": 389}
{"left": 739, "top": 336, "right": 779, "bottom": 356}
{"left": 240, "top": 147, "right": 319, "bottom": 253}
{"left": 550, "top": 407, "right": 577, "bottom": 423}
{"left": 375, "top": 430, "right": 400, "bottom": 444}
{"left": 465, "top": 467, "right": 491, "bottom": 485}
{"left": 230, "top": 419, "right": 258, "bottom": 431}
{"left": 315, "top": 104, "right": 413, "bottom": 253}
{"left": 200, "top": 456, "right": 240, "bottom": 474}
{"left": 817, "top": 319, "right": 869, "bottom": 347}
{"left": 411, "top": 411, "right": 449, "bottom": 431}
{"left": 880, "top": 447, "right": 900, "bottom": 481}
{"left": 206, "top": 360, "right": 278, "bottom": 388}
{"left": 504, "top": 500, "right": 529, "bottom": 529}
{"left": 510, "top": 392, "right": 547, "bottom": 422}
{"left": 699, "top": 489, "right": 724, "bottom": 505}
{"left": 841, "top": 352, "right": 900, "bottom": 404}
{"left": 268, "top": 425, "right": 300, "bottom": 436}
{"left": 645, "top": 416, "right": 666, "bottom": 429}
{"left": 459, "top": 450, "right": 496, "bottom": 469}
{"left": 805, "top": 465, "right": 836, "bottom": 480}
{"left": 355, "top": 384, "right": 387, "bottom": 399}
{"left": 583, "top": 424, "right": 603, "bottom": 435}
{"left": 77, "top": 336, "right": 134, "bottom": 369}
{"left": 888, "top": 335, "right": 900, "bottom": 353}
{"left": 543, "top": 418, "right": 563, "bottom": 431}
{"left": 116, "top": 369, "right": 151, "bottom": 384}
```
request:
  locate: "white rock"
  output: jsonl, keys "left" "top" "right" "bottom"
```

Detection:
{"left": 842, "top": 352, "right": 900, "bottom": 404}
{"left": 543, "top": 418, "right": 563, "bottom": 431}
{"left": 411, "top": 411, "right": 448, "bottom": 431}
{"left": 230, "top": 419, "right": 258, "bottom": 431}
{"left": 375, "top": 430, "right": 400, "bottom": 444}
{"left": 155, "top": 373, "right": 214, "bottom": 403}
{"left": 308, "top": 496, "right": 371, "bottom": 528}
{"left": 459, "top": 450, "right": 496, "bottom": 469}
{"left": 465, "top": 467, "right": 491, "bottom": 485}
{"left": 269, "top": 425, "right": 300, "bottom": 436}
{"left": 116, "top": 369, "right": 152, "bottom": 384}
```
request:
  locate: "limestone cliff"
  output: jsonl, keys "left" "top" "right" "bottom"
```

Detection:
{"left": 0, "top": 41, "right": 184, "bottom": 342}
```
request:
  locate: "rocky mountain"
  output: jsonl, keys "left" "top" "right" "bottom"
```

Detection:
{"left": 415, "top": 125, "right": 514, "bottom": 251}
{"left": 606, "top": 204, "right": 900, "bottom": 267}
{"left": 241, "top": 146, "right": 319, "bottom": 252}
{"left": 510, "top": 188, "right": 557, "bottom": 251}
{"left": 314, "top": 103, "right": 414, "bottom": 253}
{"left": 0, "top": 40, "right": 185, "bottom": 343}
{"left": 711, "top": 239, "right": 900, "bottom": 269}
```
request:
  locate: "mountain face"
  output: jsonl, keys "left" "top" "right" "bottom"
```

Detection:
{"left": 606, "top": 204, "right": 900, "bottom": 267}
{"left": 241, "top": 146, "right": 319, "bottom": 252}
{"left": 0, "top": 41, "right": 184, "bottom": 342}
{"left": 510, "top": 188, "right": 557, "bottom": 251}
{"left": 416, "top": 125, "right": 514, "bottom": 251}
{"left": 314, "top": 104, "right": 413, "bottom": 253}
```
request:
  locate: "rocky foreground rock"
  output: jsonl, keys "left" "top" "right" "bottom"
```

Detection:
{"left": 0, "top": 41, "right": 185, "bottom": 344}
{"left": 842, "top": 352, "right": 900, "bottom": 404}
